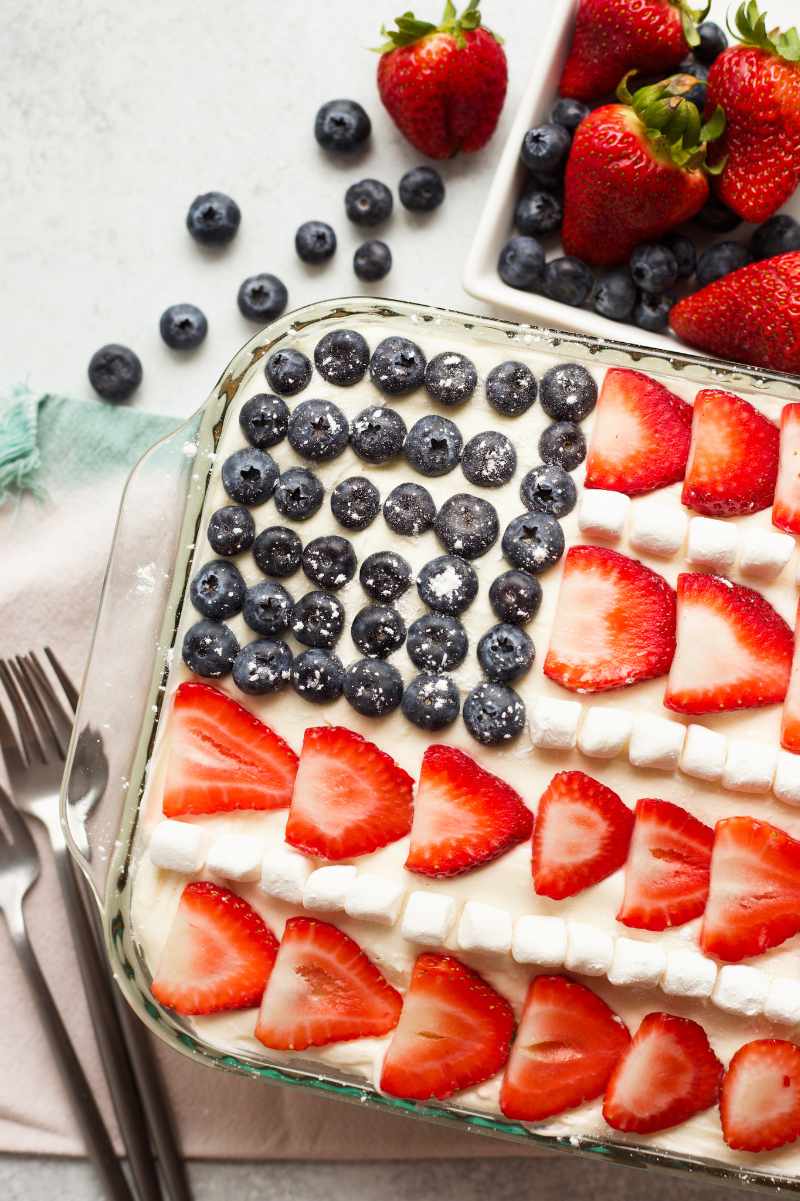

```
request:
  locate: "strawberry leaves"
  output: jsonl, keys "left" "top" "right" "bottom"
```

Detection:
{"left": 378, "top": 0, "right": 496, "bottom": 53}
{"left": 730, "top": 0, "right": 800, "bottom": 62}
{"left": 618, "top": 72, "right": 726, "bottom": 172}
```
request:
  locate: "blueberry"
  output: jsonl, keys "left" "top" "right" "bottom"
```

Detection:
{"left": 399, "top": 166, "right": 445, "bottom": 212}
{"left": 237, "top": 274, "right": 288, "bottom": 321}
{"left": 186, "top": 192, "right": 241, "bottom": 246}
{"left": 182, "top": 619, "right": 239, "bottom": 678}
{"left": 696, "top": 241, "right": 752, "bottom": 287}
{"left": 678, "top": 56, "right": 709, "bottom": 82}
{"left": 351, "top": 604, "right": 406, "bottom": 659}
{"left": 695, "top": 20, "right": 728, "bottom": 64}
{"left": 502, "top": 511, "right": 565, "bottom": 573}
{"left": 461, "top": 431, "right": 517, "bottom": 488}
{"left": 498, "top": 236, "right": 545, "bottom": 291}
{"left": 232, "top": 638, "right": 292, "bottom": 695}
{"left": 485, "top": 361, "right": 538, "bottom": 417}
{"left": 221, "top": 447, "right": 278, "bottom": 506}
{"left": 265, "top": 348, "right": 312, "bottom": 396}
{"left": 360, "top": 550, "right": 412, "bottom": 603}
{"left": 489, "top": 569, "right": 542, "bottom": 625}
{"left": 434, "top": 493, "right": 499, "bottom": 560}
{"left": 159, "top": 303, "right": 208, "bottom": 350}
{"left": 343, "top": 659, "right": 404, "bottom": 717}
{"left": 696, "top": 197, "right": 741, "bottom": 233}
{"left": 593, "top": 270, "right": 637, "bottom": 322}
{"left": 630, "top": 244, "right": 679, "bottom": 294}
{"left": 288, "top": 398, "right": 349, "bottom": 461}
{"left": 242, "top": 580, "right": 293, "bottom": 636}
{"left": 633, "top": 293, "right": 675, "bottom": 333}
{"left": 295, "top": 221, "right": 337, "bottom": 264}
{"left": 190, "top": 559, "right": 246, "bottom": 619}
{"left": 520, "top": 464, "right": 577, "bottom": 517}
{"left": 515, "top": 188, "right": 563, "bottom": 237}
{"left": 291, "top": 648, "right": 345, "bottom": 703}
{"left": 684, "top": 79, "right": 708, "bottom": 109}
{"left": 407, "top": 613, "right": 468, "bottom": 672}
{"left": 207, "top": 505, "right": 255, "bottom": 556}
{"left": 314, "top": 99, "right": 371, "bottom": 153}
{"left": 88, "top": 344, "right": 142, "bottom": 402}
{"left": 539, "top": 421, "right": 586, "bottom": 471}
{"left": 314, "top": 329, "right": 370, "bottom": 385}
{"left": 330, "top": 477, "right": 380, "bottom": 531}
{"left": 369, "top": 336, "right": 426, "bottom": 396}
{"left": 417, "top": 555, "right": 478, "bottom": 615}
{"left": 551, "top": 97, "right": 590, "bottom": 132}
{"left": 351, "top": 405, "right": 406, "bottom": 463}
{"left": 301, "top": 535, "right": 357, "bottom": 590}
{"left": 291, "top": 590, "right": 345, "bottom": 648}
{"left": 477, "top": 623, "right": 535, "bottom": 684}
{"left": 274, "top": 467, "right": 324, "bottom": 521}
{"left": 354, "top": 240, "right": 392, "bottom": 281}
{"left": 239, "top": 393, "right": 290, "bottom": 449}
{"left": 424, "top": 352, "right": 478, "bottom": 407}
{"left": 463, "top": 681, "right": 526, "bottom": 746}
{"left": 383, "top": 482, "right": 437, "bottom": 536}
{"left": 404, "top": 414, "right": 462, "bottom": 476}
{"left": 402, "top": 674, "right": 460, "bottom": 731}
{"left": 253, "top": 525, "right": 303, "bottom": 577}
{"left": 751, "top": 214, "right": 800, "bottom": 260}
{"left": 345, "top": 179, "right": 393, "bottom": 226}
{"left": 539, "top": 362, "right": 597, "bottom": 423}
{"left": 520, "top": 123, "right": 571, "bottom": 175}
{"left": 664, "top": 234, "right": 697, "bottom": 279}
{"left": 543, "top": 256, "right": 594, "bottom": 307}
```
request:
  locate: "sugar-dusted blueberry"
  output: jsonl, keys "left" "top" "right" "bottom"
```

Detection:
{"left": 630, "top": 244, "right": 679, "bottom": 294}
{"left": 351, "top": 604, "right": 406, "bottom": 659}
{"left": 539, "top": 421, "right": 586, "bottom": 471}
{"left": 314, "top": 328, "right": 370, "bottom": 386}
{"left": 88, "top": 344, "right": 142, "bottom": 402}
{"left": 520, "top": 123, "right": 571, "bottom": 175}
{"left": 520, "top": 463, "right": 576, "bottom": 517}
{"left": 190, "top": 559, "right": 246, "bottom": 620}
{"left": 182, "top": 619, "right": 239, "bottom": 678}
{"left": 369, "top": 336, "right": 426, "bottom": 396}
{"left": 696, "top": 196, "right": 741, "bottom": 233}
{"left": 291, "top": 590, "right": 345, "bottom": 648}
{"left": 252, "top": 525, "right": 303, "bottom": 577}
{"left": 242, "top": 580, "right": 293, "bottom": 636}
{"left": 695, "top": 20, "right": 727, "bottom": 63}
{"left": 489, "top": 569, "right": 542, "bottom": 625}
{"left": 351, "top": 405, "right": 406, "bottom": 463}
{"left": 424, "top": 352, "right": 478, "bottom": 407}
{"left": 343, "top": 658, "right": 404, "bottom": 717}
{"left": 593, "top": 270, "right": 637, "bottom": 322}
{"left": 288, "top": 398, "right": 349, "bottom": 461}
{"left": 543, "top": 257, "right": 594, "bottom": 307}
{"left": 498, "top": 235, "right": 545, "bottom": 291}
{"left": 434, "top": 493, "right": 499, "bottom": 560}
{"left": 416, "top": 554, "right": 478, "bottom": 616}
{"left": 463, "top": 681, "right": 526, "bottom": 745}
{"left": 551, "top": 97, "right": 590, "bottom": 132}
{"left": 273, "top": 467, "right": 324, "bottom": 521}
{"left": 461, "top": 430, "right": 517, "bottom": 489}
{"left": 330, "top": 477, "right": 380, "bottom": 531}
{"left": 314, "top": 99, "right": 371, "bottom": 153}
{"left": 515, "top": 188, "right": 563, "bottom": 237}
{"left": 477, "top": 623, "right": 535, "bottom": 684}
{"left": 751, "top": 214, "right": 800, "bottom": 260}
{"left": 345, "top": 179, "right": 393, "bottom": 226}
{"left": 399, "top": 166, "right": 445, "bottom": 212}
{"left": 633, "top": 293, "right": 674, "bottom": 333}
{"left": 265, "top": 348, "right": 312, "bottom": 396}
{"left": 359, "top": 550, "right": 412, "bottom": 603}
{"left": 301, "top": 534, "right": 357, "bottom": 590}
{"left": 502, "top": 511, "right": 565, "bottom": 574}
{"left": 540, "top": 362, "right": 597, "bottom": 423}
{"left": 407, "top": 612, "right": 468, "bottom": 672}
{"left": 402, "top": 673, "right": 460, "bottom": 731}
{"left": 207, "top": 505, "right": 255, "bottom": 556}
{"left": 295, "top": 220, "right": 337, "bottom": 264}
{"left": 186, "top": 192, "right": 241, "bottom": 246}
{"left": 404, "top": 414, "right": 462, "bottom": 477}
{"left": 291, "top": 648, "right": 345, "bottom": 703}
{"left": 159, "top": 303, "right": 208, "bottom": 350}
{"left": 239, "top": 393, "right": 290, "bottom": 449}
{"left": 237, "top": 274, "right": 288, "bottom": 322}
{"left": 232, "top": 638, "right": 292, "bottom": 695}
{"left": 221, "top": 447, "right": 278, "bottom": 506}
{"left": 664, "top": 233, "right": 697, "bottom": 278}
{"left": 383, "top": 482, "right": 436, "bottom": 536}
{"left": 353, "top": 240, "right": 392, "bottom": 281}
{"left": 485, "top": 360, "right": 538, "bottom": 417}
{"left": 696, "top": 241, "right": 752, "bottom": 288}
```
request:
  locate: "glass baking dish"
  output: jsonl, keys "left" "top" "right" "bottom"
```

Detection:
{"left": 61, "top": 296, "right": 800, "bottom": 1193}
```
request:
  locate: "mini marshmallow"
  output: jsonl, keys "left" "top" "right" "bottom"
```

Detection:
{"left": 565, "top": 921, "right": 615, "bottom": 977}
{"left": 764, "top": 978, "right": 800, "bottom": 1026}
{"left": 529, "top": 697, "right": 582, "bottom": 751}
{"left": 774, "top": 751, "right": 800, "bottom": 807}
{"left": 738, "top": 529, "right": 794, "bottom": 581}
{"left": 456, "top": 901, "right": 513, "bottom": 955}
{"left": 629, "top": 716, "right": 686, "bottom": 771}
{"left": 713, "top": 964, "right": 769, "bottom": 1017}
{"left": 578, "top": 490, "right": 630, "bottom": 542}
{"left": 577, "top": 707, "right": 633, "bottom": 759}
{"left": 149, "top": 820, "right": 207, "bottom": 873}
{"left": 512, "top": 915, "right": 568, "bottom": 967}
{"left": 686, "top": 516, "right": 738, "bottom": 572}
{"left": 721, "top": 739, "right": 777, "bottom": 794}
{"left": 608, "top": 938, "right": 666, "bottom": 988}
{"left": 629, "top": 503, "right": 687, "bottom": 559}
{"left": 303, "top": 865, "right": 358, "bottom": 913}
{"left": 260, "top": 848, "right": 313, "bottom": 904}
{"left": 661, "top": 949, "right": 717, "bottom": 999}
{"left": 401, "top": 892, "right": 457, "bottom": 947}
{"left": 344, "top": 874, "right": 405, "bottom": 927}
{"left": 679, "top": 723, "right": 727, "bottom": 783}
{"left": 206, "top": 834, "right": 262, "bottom": 882}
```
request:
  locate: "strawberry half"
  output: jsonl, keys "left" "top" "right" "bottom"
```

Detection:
{"left": 544, "top": 546, "right": 676, "bottom": 694}
{"left": 773, "top": 403, "right": 800, "bottom": 535}
{"left": 406, "top": 744, "right": 532, "bottom": 878}
{"left": 664, "top": 573, "right": 793, "bottom": 715}
{"left": 617, "top": 798, "right": 713, "bottom": 931}
{"left": 584, "top": 368, "right": 693, "bottom": 497}
{"left": 500, "top": 975, "right": 630, "bottom": 1122}
{"left": 255, "top": 917, "right": 402, "bottom": 1051}
{"left": 603, "top": 1012, "right": 723, "bottom": 1134}
{"left": 701, "top": 816, "right": 800, "bottom": 962}
{"left": 532, "top": 770, "right": 634, "bottom": 901}
{"left": 681, "top": 389, "right": 780, "bottom": 517}
{"left": 151, "top": 882, "right": 278, "bottom": 1015}
{"left": 285, "top": 726, "right": 414, "bottom": 861}
{"left": 163, "top": 681, "right": 298, "bottom": 818}
{"left": 379, "top": 953, "right": 514, "bottom": 1101}
{"left": 782, "top": 601, "right": 800, "bottom": 754}
{"left": 721, "top": 1039, "right": 800, "bottom": 1153}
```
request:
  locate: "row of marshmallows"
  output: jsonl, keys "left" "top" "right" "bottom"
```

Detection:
{"left": 148, "top": 819, "right": 800, "bottom": 1025}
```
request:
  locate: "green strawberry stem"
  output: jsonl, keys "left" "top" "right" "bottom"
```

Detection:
{"left": 671, "top": 0, "right": 712, "bottom": 48}
{"left": 618, "top": 73, "right": 726, "bottom": 173}
{"left": 728, "top": 0, "right": 800, "bottom": 62}
{"left": 378, "top": 0, "right": 500, "bottom": 52}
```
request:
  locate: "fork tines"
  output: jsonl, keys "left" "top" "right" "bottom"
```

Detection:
{"left": 0, "top": 653, "right": 75, "bottom": 766}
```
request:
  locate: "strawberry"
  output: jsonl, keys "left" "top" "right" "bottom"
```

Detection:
{"left": 405, "top": 744, "right": 532, "bottom": 878}
{"left": 151, "top": 882, "right": 278, "bottom": 1015}
{"left": 773, "top": 404, "right": 800, "bottom": 535}
{"left": 706, "top": 2, "right": 800, "bottom": 223}
{"left": 681, "top": 389, "right": 780, "bottom": 518}
{"left": 562, "top": 74, "right": 725, "bottom": 267}
{"left": 670, "top": 253, "right": 800, "bottom": 375}
{"left": 376, "top": 1, "right": 507, "bottom": 160}
{"left": 163, "top": 681, "right": 297, "bottom": 818}
{"left": 584, "top": 368, "right": 693, "bottom": 496}
{"left": 544, "top": 546, "right": 676, "bottom": 694}
{"left": 617, "top": 798, "right": 713, "bottom": 931}
{"left": 255, "top": 917, "right": 402, "bottom": 1051}
{"left": 532, "top": 771, "right": 634, "bottom": 901}
{"left": 782, "top": 601, "right": 800, "bottom": 753}
{"left": 664, "top": 573, "right": 793, "bottom": 715}
{"left": 602, "top": 1012, "right": 723, "bottom": 1134}
{"left": 701, "top": 816, "right": 800, "bottom": 961}
{"left": 285, "top": 726, "right": 414, "bottom": 861}
{"left": 500, "top": 976, "right": 630, "bottom": 1122}
{"left": 721, "top": 1039, "right": 800, "bottom": 1153}
{"left": 379, "top": 952, "right": 514, "bottom": 1100}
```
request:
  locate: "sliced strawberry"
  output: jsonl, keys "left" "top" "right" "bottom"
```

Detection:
{"left": 543, "top": 546, "right": 676, "bottom": 694}
{"left": 782, "top": 601, "right": 800, "bottom": 754}
{"left": 617, "top": 798, "right": 714, "bottom": 932}
{"left": 602, "top": 1012, "right": 723, "bottom": 1135}
{"left": 774, "top": 403, "right": 800, "bottom": 535}
{"left": 500, "top": 975, "right": 630, "bottom": 1122}
{"left": 701, "top": 817, "right": 800, "bottom": 962}
{"left": 380, "top": 953, "right": 514, "bottom": 1101}
{"left": 584, "top": 368, "right": 693, "bottom": 496}
{"left": 405, "top": 744, "right": 532, "bottom": 878}
{"left": 664, "top": 573, "right": 793, "bottom": 715}
{"left": 532, "top": 770, "right": 633, "bottom": 901}
{"left": 152, "top": 881, "right": 278, "bottom": 1015}
{"left": 255, "top": 917, "right": 402, "bottom": 1051}
{"left": 163, "top": 681, "right": 297, "bottom": 818}
{"left": 721, "top": 1040, "right": 800, "bottom": 1153}
{"left": 681, "top": 388, "right": 779, "bottom": 518}
{"left": 285, "top": 726, "right": 414, "bottom": 861}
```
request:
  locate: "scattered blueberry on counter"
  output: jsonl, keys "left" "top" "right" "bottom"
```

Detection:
{"left": 239, "top": 393, "right": 290, "bottom": 449}
{"left": 221, "top": 447, "right": 278, "bottom": 506}
{"left": 190, "top": 560, "right": 246, "bottom": 620}
{"left": 273, "top": 467, "right": 324, "bottom": 521}
{"left": 416, "top": 554, "right": 478, "bottom": 616}
{"left": 186, "top": 192, "right": 241, "bottom": 246}
{"left": 360, "top": 550, "right": 412, "bottom": 604}
{"left": 252, "top": 525, "right": 303, "bottom": 577}
{"left": 399, "top": 166, "right": 445, "bottom": 212}
{"left": 424, "top": 352, "right": 478, "bottom": 406}
{"left": 343, "top": 658, "right": 404, "bottom": 717}
{"left": 461, "top": 430, "right": 517, "bottom": 488}
{"left": 351, "top": 604, "right": 407, "bottom": 659}
{"left": 291, "top": 648, "right": 345, "bottom": 703}
{"left": 401, "top": 673, "right": 460, "bottom": 731}
{"left": 539, "top": 421, "right": 586, "bottom": 472}
{"left": 232, "top": 638, "right": 292, "bottom": 695}
{"left": 291, "top": 590, "right": 345, "bottom": 649}
{"left": 207, "top": 505, "right": 255, "bottom": 556}
{"left": 330, "top": 476, "right": 380, "bottom": 531}
{"left": 434, "top": 493, "right": 499, "bottom": 560}
{"left": 159, "top": 303, "right": 208, "bottom": 350}
{"left": 182, "top": 619, "right": 239, "bottom": 678}
{"left": 314, "top": 329, "right": 370, "bottom": 386}
{"left": 383, "top": 482, "right": 437, "bottom": 536}
{"left": 242, "top": 580, "right": 293, "bottom": 636}
{"left": 485, "top": 360, "right": 538, "bottom": 417}
{"left": 345, "top": 178, "right": 393, "bottom": 225}
{"left": 237, "top": 274, "right": 288, "bottom": 322}
{"left": 489, "top": 569, "right": 542, "bottom": 625}
{"left": 314, "top": 99, "right": 372, "bottom": 153}
{"left": 288, "top": 398, "right": 349, "bottom": 461}
{"left": 404, "top": 414, "right": 462, "bottom": 476}
{"left": 350, "top": 404, "right": 406, "bottom": 463}
{"left": 353, "top": 239, "right": 392, "bottom": 281}
{"left": 88, "top": 344, "right": 143, "bottom": 402}
{"left": 477, "top": 622, "right": 535, "bottom": 684}
{"left": 369, "top": 336, "right": 426, "bottom": 396}
{"left": 295, "top": 221, "right": 337, "bottom": 264}
{"left": 502, "top": 511, "right": 565, "bottom": 574}
{"left": 301, "top": 535, "right": 357, "bottom": 590}
{"left": 519, "top": 463, "right": 576, "bottom": 517}
{"left": 462, "top": 681, "right": 526, "bottom": 745}
{"left": 407, "top": 611, "right": 468, "bottom": 672}
{"left": 265, "top": 348, "right": 312, "bottom": 396}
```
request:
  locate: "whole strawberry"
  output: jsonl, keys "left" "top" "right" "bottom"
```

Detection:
{"left": 560, "top": 0, "right": 709, "bottom": 102}
{"left": 706, "top": 1, "right": 800, "bottom": 223}
{"left": 376, "top": 1, "right": 507, "bottom": 159}
{"left": 562, "top": 74, "right": 725, "bottom": 267}
{"left": 670, "top": 252, "right": 800, "bottom": 374}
